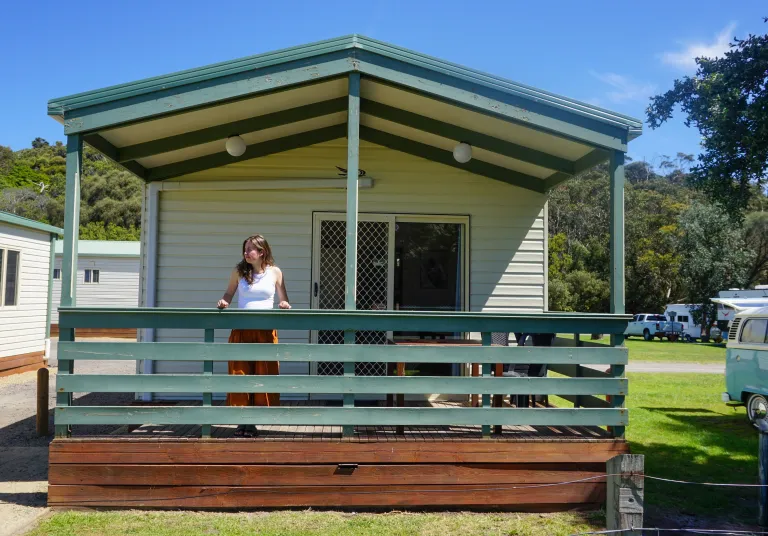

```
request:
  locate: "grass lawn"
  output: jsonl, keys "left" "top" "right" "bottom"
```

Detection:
{"left": 28, "top": 510, "right": 604, "bottom": 536}
{"left": 560, "top": 334, "right": 726, "bottom": 363}
{"left": 626, "top": 373, "right": 757, "bottom": 522}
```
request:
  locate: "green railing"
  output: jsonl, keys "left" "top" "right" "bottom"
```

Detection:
{"left": 54, "top": 307, "right": 630, "bottom": 439}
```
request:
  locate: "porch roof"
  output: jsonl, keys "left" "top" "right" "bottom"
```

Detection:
{"left": 48, "top": 35, "right": 642, "bottom": 194}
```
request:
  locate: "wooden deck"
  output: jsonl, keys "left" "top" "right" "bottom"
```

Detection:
{"left": 49, "top": 400, "right": 627, "bottom": 510}
{"left": 105, "top": 400, "right": 614, "bottom": 442}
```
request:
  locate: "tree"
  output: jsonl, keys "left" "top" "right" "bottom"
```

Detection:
{"left": 31, "top": 137, "right": 49, "bottom": 149}
{"left": 744, "top": 212, "right": 768, "bottom": 286}
{"left": 647, "top": 21, "right": 768, "bottom": 216}
{"left": 675, "top": 202, "right": 754, "bottom": 335}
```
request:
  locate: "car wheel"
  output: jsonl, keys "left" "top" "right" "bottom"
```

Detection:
{"left": 747, "top": 394, "right": 768, "bottom": 430}
{"left": 643, "top": 329, "right": 652, "bottom": 341}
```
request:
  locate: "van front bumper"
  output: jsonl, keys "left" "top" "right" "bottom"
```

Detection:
{"left": 722, "top": 392, "right": 744, "bottom": 406}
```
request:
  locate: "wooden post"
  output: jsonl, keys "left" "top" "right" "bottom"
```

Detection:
{"left": 471, "top": 363, "right": 480, "bottom": 407}
{"left": 758, "top": 421, "right": 768, "bottom": 526}
{"left": 202, "top": 328, "right": 214, "bottom": 438}
{"left": 37, "top": 367, "right": 49, "bottom": 436}
{"left": 606, "top": 454, "right": 644, "bottom": 535}
{"left": 61, "top": 135, "right": 82, "bottom": 308}
{"left": 609, "top": 149, "right": 626, "bottom": 438}
{"left": 343, "top": 72, "right": 361, "bottom": 438}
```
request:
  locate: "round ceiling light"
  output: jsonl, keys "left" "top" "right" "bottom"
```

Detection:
{"left": 225, "top": 135, "right": 246, "bottom": 157}
{"left": 453, "top": 142, "right": 472, "bottom": 164}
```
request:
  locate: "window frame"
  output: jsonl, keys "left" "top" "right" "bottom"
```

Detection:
{"left": 53, "top": 268, "right": 61, "bottom": 280}
{"left": 0, "top": 248, "right": 22, "bottom": 308}
{"left": 739, "top": 318, "right": 768, "bottom": 345}
{"left": 84, "top": 268, "right": 100, "bottom": 284}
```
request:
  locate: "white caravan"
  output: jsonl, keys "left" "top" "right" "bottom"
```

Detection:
{"left": 664, "top": 304, "right": 703, "bottom": 341}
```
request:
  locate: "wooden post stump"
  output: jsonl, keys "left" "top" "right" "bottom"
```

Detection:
{"left": 606, "top": 454, "right": 644, "bottom": 535}
{"left": 37, "top": 367, "right": 49, "bottom": 436}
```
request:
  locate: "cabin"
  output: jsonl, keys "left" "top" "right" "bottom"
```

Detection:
{"left": 51, "top": 240, "right": 140, "bottom": 339}
{"left": 46, "top": 35, "right": 639, "bottom": 513}
{"left": 0, "top": 211, "right": 61, "bottom": 376}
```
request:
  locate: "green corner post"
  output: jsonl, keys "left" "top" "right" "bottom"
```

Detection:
{"left": 202, "top": 329, "right": 214, "bottom": 438}
{"left": 343, "top": 72, "right": 361, "bottom": 437}
{"left": 609, "top": 148, "right": 626, "bottom": 439}
{"left": 481, "top": 332, "right": 492, "bottom": 437}
{"left": 56, "top": 134, "right": 82, "bottom": 438}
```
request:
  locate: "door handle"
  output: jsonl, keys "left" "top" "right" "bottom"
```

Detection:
{"left": 314, "top": 282, "right": 318, "bottom": 297}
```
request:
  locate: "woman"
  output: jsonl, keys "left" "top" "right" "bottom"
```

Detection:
{"left": 217, "top": 234, "right": 290, "bottom": 437}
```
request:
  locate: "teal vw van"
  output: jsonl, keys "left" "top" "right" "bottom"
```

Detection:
{"left": 723, "top": 307, "right": 768, "bottom": 428}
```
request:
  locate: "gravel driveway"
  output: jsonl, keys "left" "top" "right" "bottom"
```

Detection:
{"left": 0, "top": 338, "right": 135, "bottom": 536}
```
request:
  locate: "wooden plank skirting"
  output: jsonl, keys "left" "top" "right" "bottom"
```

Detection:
{"left": 51, "top": 324, "right": 136, "bottom": 339}
{"left": 0, "top": 351, "right": 45, "bottom": 377}
{"left": 48, "top": 438, "right": 629, "bottom": 510}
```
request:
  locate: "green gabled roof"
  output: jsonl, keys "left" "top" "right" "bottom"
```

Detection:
{"left": 54, "top": 240, "right": 140, "bottom": 257}
{"left": 47, "top": 35, "right": 642, "bottom": 137}
{"left": 0, "top": 211, "right": 63, "bottom": 235}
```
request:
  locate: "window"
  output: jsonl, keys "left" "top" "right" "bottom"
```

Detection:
{"left": 648, "top": 315, "right": 666, "bottom": 322}
{"left": 678, "top": 315, "right": 689, "bottom": 323}
{"left": 84, "top": 269, "right": 100, "bottom": 284}
{"left": 53, "top": 268, "right": 61, "bottom": 280}
{"left": 0, "top": 248, "right": 20, "bottom": 307}
{"left": 740, "top": 319, "right": 768, "bottom": 345}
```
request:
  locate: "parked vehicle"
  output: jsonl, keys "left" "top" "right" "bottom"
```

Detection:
{"left": 722, "top": 306, "right": 768, "bottom": 428}
{"left": 664, "top": 304, "right": 705, "bottom": 342}
{"left": 625, "top": 313, "right": 682, "bottom": 341}
{"left": 715, "top": 288, "right": 768, "bottom": 324}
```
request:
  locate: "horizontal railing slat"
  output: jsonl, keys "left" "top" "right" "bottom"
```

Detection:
{"left": 55, "top": 406, "right": 627, "bottom": 427}
{"left": 549, "top": 364, "right": 612, "bottom": 379}
{"left": 56, "top": 375, "right": 628, "bottom": 395}
{"left": 58, "top": 307, "right": 631, "bottom": 334}
{"left": 58, "top": 342, "right": 628, "bottom": 364}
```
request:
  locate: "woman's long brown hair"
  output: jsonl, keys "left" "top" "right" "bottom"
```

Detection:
{"left": 236, "top": 234, "right": 275, "bottom": 285}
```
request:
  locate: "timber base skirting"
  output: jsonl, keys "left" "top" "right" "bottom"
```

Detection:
{"left": 50, "top": 325, "right": 137, "bottom": 339}
{"left": 48, "top": 438, "right": 629, "bottom": 510}
{"left": 0, "top": 351, "right": 45, "bottom": 377}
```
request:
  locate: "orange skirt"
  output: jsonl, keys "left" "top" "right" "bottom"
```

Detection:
{"left": 227, "top": 329, "right": 279, "bottom": 407}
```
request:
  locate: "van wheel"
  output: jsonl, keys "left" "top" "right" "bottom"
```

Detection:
{"left": 747, "top": 394, "right": 768, "bottom": 430}
{"left": 643, "top": 329, "right": 652, "bottom": 341}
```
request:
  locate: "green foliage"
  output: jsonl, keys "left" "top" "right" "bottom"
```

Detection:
{"left": 744, "top": 211, "right": 768, "bottom": 286}
{"left": 79, "top": 222, "right": 140, "bottom": 241}
{"left": 647, "top": 19, "right": 768, "bottom": 216}
{"left": 675, "top": 201, "right": 754, "bottom": 332}
{"left": 0, "top": 140, "right": 142, "bottom": 239}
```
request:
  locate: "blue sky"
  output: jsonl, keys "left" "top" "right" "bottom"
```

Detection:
{"left": 1, "top": 0, "right": 764, "bottom": 167}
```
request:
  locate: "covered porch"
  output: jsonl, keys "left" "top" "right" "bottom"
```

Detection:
{"left": 47, "top": 35, "right": 640, "bottom": 510}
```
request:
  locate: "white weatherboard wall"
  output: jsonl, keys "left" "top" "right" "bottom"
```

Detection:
{"left": 0, "top": 223, "right": 51, "bottom": 359}
{"left": 144, "top": 140, "right": 547, "bottom": 381}
{"left": 51, "top": 256, "right": 140, "bottom": 324}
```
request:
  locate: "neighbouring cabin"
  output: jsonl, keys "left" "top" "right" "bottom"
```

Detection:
{"left": 51, "top": 240, "right": 140, "bottom": 339}
{"left": 0, "top": 211, "right": 61, "bottom": 376}
{"left": 46, "top": 35, "right": 639, "bottom": 511}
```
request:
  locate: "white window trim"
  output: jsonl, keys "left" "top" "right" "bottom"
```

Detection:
{"left": 84, "top": 268, "right": 100, "bottom": 284}
{"left": 0, "top": 248, "right": 22, "bottom": 309}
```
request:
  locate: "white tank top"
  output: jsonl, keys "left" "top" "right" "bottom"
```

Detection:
{"left": 237, "top": 267, "right": 276, "bottom": 310}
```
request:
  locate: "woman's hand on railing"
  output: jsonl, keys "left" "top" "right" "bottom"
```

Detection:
{"left": 217, "top": 299, "right": 230, "bottom": 309}
{"left": 278, "top": 301, "right": 291, "bottom": 309}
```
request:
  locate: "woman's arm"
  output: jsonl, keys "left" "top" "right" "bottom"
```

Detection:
{"left": 273, "top": 267, "right": 291, "bottom": 309}
{"left": 217, "top": 269, "right": 239, "bottom": 309}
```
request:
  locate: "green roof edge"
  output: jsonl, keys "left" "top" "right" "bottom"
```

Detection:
{"left": 0, "top": 211, "right": 63, "bottom": 235}
{"left": 47, "top": 34, "right": 642, "bottom": 135}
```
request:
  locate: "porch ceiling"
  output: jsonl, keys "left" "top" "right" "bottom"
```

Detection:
{"left": 49, "top": 35, "right": 642, "bottom": 192}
